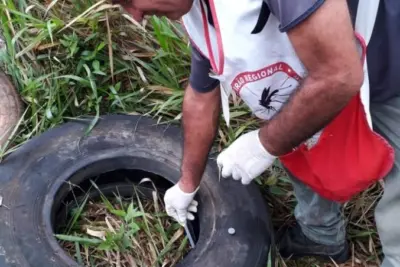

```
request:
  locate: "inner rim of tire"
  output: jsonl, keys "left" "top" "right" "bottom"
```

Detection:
{"left": 49, "top": 156, "right": 200, "bottom": 265}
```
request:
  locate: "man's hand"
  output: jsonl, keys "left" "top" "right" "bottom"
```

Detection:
{"left": 217, "top": 130, "right": 276, "bottom": 184}
{"left": 164, "top": 183, "right": 198, "bottom": 226}
{"left": 260, "top": 0, "right": 364, "bottom": 156}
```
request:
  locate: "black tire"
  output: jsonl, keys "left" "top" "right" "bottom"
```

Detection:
{"left": 0, "top": 115, "right": 274, "bottom": 267}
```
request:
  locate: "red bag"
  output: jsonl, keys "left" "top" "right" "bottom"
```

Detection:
{"left": 280, "top": 93, "right": 394, "bottom": 202}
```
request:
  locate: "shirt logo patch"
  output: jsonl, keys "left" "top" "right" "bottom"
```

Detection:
{"left": 230, "top": 62, "right": 301, "bottom": 94}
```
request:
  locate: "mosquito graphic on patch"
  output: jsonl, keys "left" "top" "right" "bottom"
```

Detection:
{"left": 230, "top": 61, "right": 302, "bottom": 120}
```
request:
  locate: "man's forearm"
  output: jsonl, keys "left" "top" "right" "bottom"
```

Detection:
{"left": 260, "top": 72, "right": 363, "bottom": 156}
{"left": 179, "top": 85, "right": 220, "bottom": 192}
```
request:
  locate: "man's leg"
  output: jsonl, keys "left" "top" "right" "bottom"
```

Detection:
{"left": 371, "top": 97, "right": 400, "bottom": 267}
{"left": 290, "top": 173, "right": 346, "bottom": 246}
{"left": 278, "top": 169, "right": 349, "bottom": 262}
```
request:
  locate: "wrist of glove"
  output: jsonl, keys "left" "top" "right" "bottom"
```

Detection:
{"left": 164, "top": 183, "right": 199, "bottom": 226}
{"left": 217, "top": 129, "right": 276, "bottom": 185}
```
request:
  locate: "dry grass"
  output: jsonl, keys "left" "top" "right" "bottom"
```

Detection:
{"left": 56, "top": 183, "right": 189, "bottom": 267}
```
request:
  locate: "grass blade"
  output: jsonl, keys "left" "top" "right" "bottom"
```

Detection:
{"left": 55, "top": 234, "right": 102, "bottom": 245}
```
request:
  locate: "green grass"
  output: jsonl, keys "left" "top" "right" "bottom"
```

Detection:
{"left": 0, "top": 0, "right": 383, "bottom": 266}
{"left": 56, "top": 181, "right": 189, "bottom": 267}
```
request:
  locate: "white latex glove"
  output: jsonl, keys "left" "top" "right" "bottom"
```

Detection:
{"left": 217, "top": 129, "right": 276, "bottom": 185}
{"left": 164, "top": 183, "right": 199, "bottom": 226}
